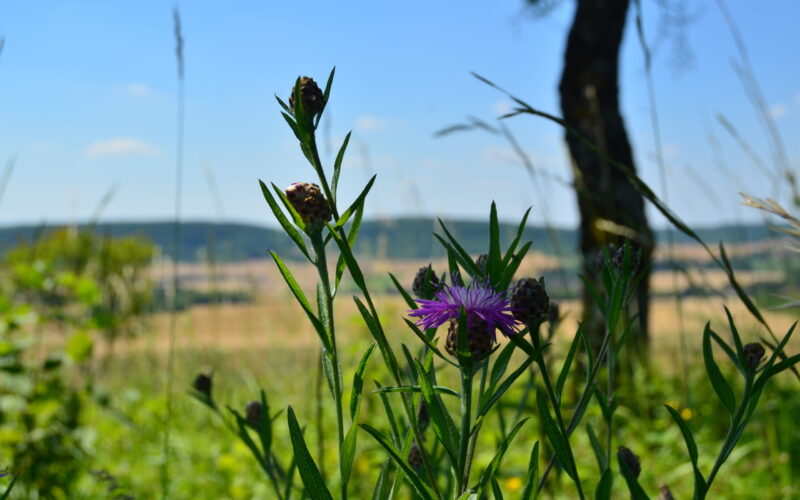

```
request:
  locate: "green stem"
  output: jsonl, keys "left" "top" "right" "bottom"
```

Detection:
{"left": 311, "top": 234, "right": 346, "bottom": 500}
{"left": 531, "top": 322, "right": 586, "bottom": 500}
{"left": 703, "top": 378, "right": 753, "bottom": 498}
{"left": 457, "top": 368, "right": 474, "bottom": 494}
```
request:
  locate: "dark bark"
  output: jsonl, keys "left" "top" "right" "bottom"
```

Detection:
{"left": 559, "top": 0, "right": 654, "bottom": 345}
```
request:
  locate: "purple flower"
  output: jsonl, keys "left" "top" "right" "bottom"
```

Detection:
{"left": 408, "top": 281, "right": 519, "bottom": 340}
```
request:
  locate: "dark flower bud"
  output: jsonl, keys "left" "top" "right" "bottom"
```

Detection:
{"left": 193, "top": 373, "right": 212, "bottom": 399}
{"left": 743, "top": 342, "right": 765, "bottom": 371}
{"left": 658, "top": 485, "right": 675, "bottom": 500}
{"left": 612, "top": 242, "right": 640, "bottom": 273}
{"left": 285, "top": 182, "right": 332, "bottom": 229}
{"left": 476, "top": 253, "right": 488, "bottom": 273}
{"left": 288, "top": 76, "right": 325, "bottom": 119}
{"left": 617, "top": 446, "right": 641, "bottom": 478}
{"left": 407, "top": 441, "right": 423, "bottom": 471}
{"left": 412, "top": 264, "right": 440, "bottom": 299}
{"left": 417, "top": 400, "right": 429, "bottom": 431}
{"left": 246, "top": 401, "right": 263, "bottom": 428}
{"left": 445, "top": 314, "right": 494, "bottom": 360}
{"left": 510, "top": 277, "right": 550, "bottom": 324}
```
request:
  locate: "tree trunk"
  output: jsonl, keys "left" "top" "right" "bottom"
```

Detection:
{"left": 559, "top": 0, "right": 654, "bottom": 346}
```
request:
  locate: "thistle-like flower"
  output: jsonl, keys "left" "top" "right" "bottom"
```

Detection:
{"left": 743, "top": 342, "right": 765, "bottom": 371}
{"left": 409, "top": 281, "right": 519, "bottom": 339}
{"left": 412, "top": 264, "right": 440, "bottom": 300}
{"left": 289, "top": 76, "right": 325, "bottom": 119}
{"left": 246, "top": 401, "right": 263, "bottom": 428}
{"left": 510, "top": 277, "right": 549, "bottom": 325}
{"left": 285, "top": 182, "right": 332, "bottom": 229}
{"left": 618, "top": 446, "right": 641, "bottom": 478}
{"left": 193, "top": 373, "right": 213, "bottom": 399}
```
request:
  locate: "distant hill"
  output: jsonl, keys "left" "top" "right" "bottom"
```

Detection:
{"left": 0, "top": 219, "right": 776, "bottom": 262}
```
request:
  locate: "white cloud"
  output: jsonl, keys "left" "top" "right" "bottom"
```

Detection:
{"left": 124, "top": 82, "right": 151, "bottom": 97}
{"left": 355, "top": 114, "right": 388, "bottom": 131}
{"left": 493, "top": 100, "right": 512, "bottom": 115}
{"left": 768, "top": 103, "right": 787, "bottom": 119}
{"left": 84, "top": 137, "right": 160, "bottom": 158}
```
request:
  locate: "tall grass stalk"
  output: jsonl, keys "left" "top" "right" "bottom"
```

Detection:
{"left": 161, "top": 8, "right": 185, "bottom": 500}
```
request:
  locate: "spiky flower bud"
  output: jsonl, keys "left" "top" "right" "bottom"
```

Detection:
{"left": 618, "top": 446, "right": 641, "bottom": 478}
{"left": 612, "top": 243, "right": 640, "bottom": 273}
{"left": 412, "top": 265, "right": 440, "bottom": 299}
{"left": 288, "top": 76, "right": 325, "bottom": 119}
{"left": 445, "top": 314, "right": 494, "bottom": 360}
{"left": 510, "top": 277, "right": 549, "bottom": 324}
{"left": 193, "top": 373, "right": 212, "bottom": 399}
{"left": 407, "top": 441, "right": 423, "bottom": 471}
{"left": 285, "top": 182, "right": 332, "bottom": 229}
{"left": 743, "top": 342, "right": 765, "bottom": 371}
{"left": 476, "top": 253, "right": 488, "bottom": 273}
{"left": 246, "top": 401, "right": 263, "bottom": 428}
{"left": 658, "top": 485, "right": 675, "bottom": 500}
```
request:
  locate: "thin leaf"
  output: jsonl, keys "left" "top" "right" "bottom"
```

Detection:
{"left": 414, "top": 359, "right": 460, "bottom": 466}
{"left": 331, "top": 131, "right": 352, "bottom": 201}
{"left": 520, "top": 441, "right": 540, "bottom": 500}
{"left": 595, "top": 468, "right": 612, "bottom": 500}
{"left": 360, "top": 424, "right": 437, "bottom": 500}
{"left": 287, "top": 406, "right": 334, "bottom": 500}
{"left": 617, "top": 450, "right": 650, "bottom": 500}
{"left": 270, "top": 252, "right": 332, "bottom": 352}
{"left": 702, "top": 323, "right": 736, "bottom": 416}
{"left": 474, "top": 418, "right": 529, "bottom": 493}
{"left": 556, "top": 325, "right": 583, "bottom": 403}
{"left": 351, "top": 343, "right": 377, "bottom": 420}
{"left": 259, "top": 180, "right": 310, "bottom": 260}
{"left": 536, "top": 389, "right": 575, "bottom": 480}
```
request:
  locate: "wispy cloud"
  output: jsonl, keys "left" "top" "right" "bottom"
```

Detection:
{"left": 84, "top": 137, "right": 160, "bottom": 158}
{"left": 355, "top": 114, "right": 388, "bottom": 131}
{"left": 768, "top": 103, "right": 787, "bottom": 119}
{"left": 124, "top": 82, "right": 151, "bottom": 97}
{"left": 492, "top": 100, "right": 512, "bottom": 115}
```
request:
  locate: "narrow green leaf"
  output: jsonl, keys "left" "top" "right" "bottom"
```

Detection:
{"left": 474, "top": 418, "right": 529, "bottom": 494}
{"left": 490, "top": 477, "right": 504, "bottom": 500}
{"left": 501, "top": 206, "right": 531, "bottom": 269}
{"left": 270, "top": 252, "right": 332, "bottom": 352}
{"left": 556, "top": 325, "right": 583, "bottom": 403}
{"left": 372, "top": 385, "right": 460, "bottom": 397}
{"left": 488, "top": 201, "right": 501, "bottom": 281}
{"left": 520, "top": 441, "right": 540, "bottom": 500}
{"left": 595, "top": 468, "right": 612, "bottom": 500}
{"left": 330, "top": 229, "right": 368, "bottom": 292}
{"left": 371, "top": 459, "right": 394, "bottom": 500}
{"left": 354, "top": 296, "right": 402, "bottom": 383}
{"left": 331, "top": 130, "right": 352, "bottom": 201}
{"left": 275, "top": 95, "right": 292, "bottom": 114}
{"left": 488, "top": 342, "right": 516, "bottom": 390}
{"left": 271, "top": 183, "right": 308, "bottom": 231}
{"left": 702, "top": 323, "right": 736, "bottom": 416}
{"left": 477, "top": 356, "right": 534, "bottom": 417}
{"left": 259, "top": 180, "right": 310, "bottom": 260}
{"left": 287, "top": 406, "right": 334, "bottom": 500}
{"left": 586, "top": 423, "right": 607, "bottom": 472}
{"left": 434, "top": 233, "right": 481, "bottom": 278}
{"left": 360, "top": 424, "right": 437, "bottom": 500}
{"left": 335, "top": 201, "right": 365, "bottom": 291}
{"left": 335, "top": 174, "right": 376, "bottom": 229}
{"left": 536, "top": 389, "right": 575, "bottom": 480}
{"left": 0, "top": 474, "right": 18, "bottom": 500}
{"left": 498, "top": 241, "right": 532, "bottom": 290}
{"left": 321, "top": 67, "right": 336, "bottom": 114}
{"left": 350, "top": 343, "right": 377, "bottom": 420}
{"left": 256, "top": 390, "right": 273, "bottom": 458}
{"left": 390, "top": 273, "right": 418, "bottom": 309}
{"left": 665, "top": 404, "right": 704, "bottom": 495}
{"left": 414, "top": 359, "right": 460, "bottom": 467}
{"left": 340, "top": 423, "right": 358, "bottom": 487}
{"left": 374, "top": 381, "right": 403, "bottom": 447}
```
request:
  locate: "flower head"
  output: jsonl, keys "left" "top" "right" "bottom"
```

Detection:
{"left": 408, "top": 280, "right": 519, "bottom": 340}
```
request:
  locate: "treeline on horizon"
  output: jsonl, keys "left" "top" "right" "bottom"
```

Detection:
{"left": 0, "top": 218, "right": 778, "bottom": 263}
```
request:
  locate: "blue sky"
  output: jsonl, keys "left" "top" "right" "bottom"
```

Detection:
{"left": 0, "top": 1, "right": 798, "bottom": 230}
